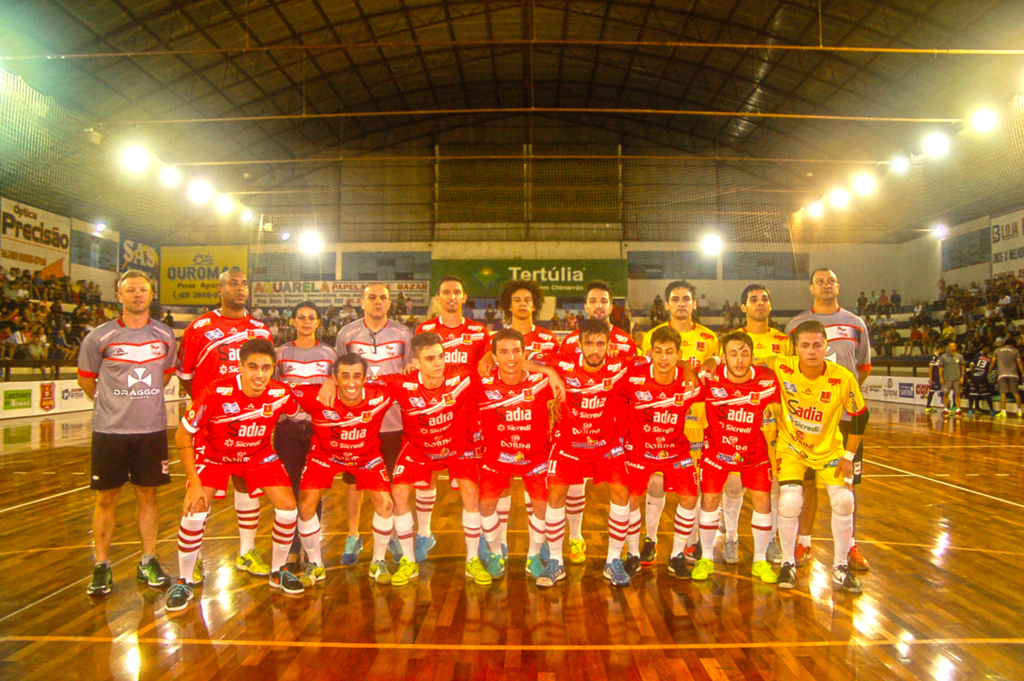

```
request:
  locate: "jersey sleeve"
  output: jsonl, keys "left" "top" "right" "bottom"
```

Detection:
{"left": 706, "top": 333, "right": 721, "bottom": 358}
{"left": 163, "top": 332, "right": 178, "bottom": 375}
{"left": 76, "top": 329, "right": 102, "bottom": 379}
{"left": 175, "top": 324, "right": 200, "bottom": 380}
{"left": 288, "top": 383, "right": 322, "bottom": 414}
{"left": 181, "top": 389, "right": 214, "bottom": 433}
{"left": 856, "top": 322, "right": 872, "bottom": 373}
{"left": 283, "top": 391, "right": 301, "bottom": 418}
{"left": 844, "top": 372, "right": 867, "bottom": 417}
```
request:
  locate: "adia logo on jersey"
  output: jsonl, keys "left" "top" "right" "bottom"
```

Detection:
{"left": 445, "top": 350, "right": 469, "bottom": 364}
{"left": 726, "top": 409, "right": 755, "bottom": 424}
{"left": 500, "top": 406, "right": 532, "bottom": 422}
{"left": 230, "top": 423, "right": 267, "bottom": 438}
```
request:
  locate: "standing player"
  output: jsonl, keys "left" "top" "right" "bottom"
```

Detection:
{"left": 923, "top": 344, "right": 946, "bottom": 413}
{"left": 993, "top": 338, "right": 1024, "bottom": 418}
{"left": 335, "top": 283, "right": 411, "bottom": 562}
{"left": 475, "top": 329, "right": 556, "bottom": 579}
{"left": 557, "top": 281, "right": 637, "bottom": 566}
{"left": 79, "top": 270, "right": 177, "bottom": 595}
{"left": 774, "top": 320, "right": 868, "bottom": 594}
{"left": 165, "top": 339, "right": 305, "bottom": 613}
{"left": 939, "top": 341, "right": 965, "bottom": 416}
{"left": 273, "top": 302, "right": 335, "bottom": 571}
{"left": 290, "top": 354, "right": 396, "bottom": 586}
{"left": 695, "top": 331, "right": 780, "bottom": 584}
{"left": 966, "top": 346, "right": 995, "bottom": 417}
{"left": 620, "top": 326, "right": 702, "bottom": 579}
{"left": 720, "top": 284, "right": 792, "bottom": 565}
{"left": 412, "top": 276, "right": 490, "bottom": 556}
{"left": 785, "top": 268, "right": 871, "bottom": 571}
{"left": 175, "top": 267, "right": 273, "bottom": 580}
{"left": 637, "top": 281, "right": 719, "bottom": 567}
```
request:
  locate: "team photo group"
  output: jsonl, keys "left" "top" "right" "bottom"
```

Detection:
{"left": 79, "top": 264, "right": 872, "bottom": 615}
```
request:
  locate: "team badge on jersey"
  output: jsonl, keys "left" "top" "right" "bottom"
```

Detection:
{"left": 523, "top": 388, "right": 534, "bottom": 401}
{"left": 462, "top": 334, "right": 473, "bottom": 345}
{"left": 820, "top": 391, "right": 832, "bottom": 403}
{"left": 771, "top": 343, "right": 781, "bottom": 354}
{"left": 205, "top": 328, "right": 225, "bottom": 341}
{"left": 602, "top": 378, "right": 614, "bottom": 390}
{"left": 410, "top": 397, "right": 427, "bottom": 408}
{"left": 361, "top": 411, "right": 374, "bottom": 423}
{"left": 636, "top": 391, "right": 653, "bottom": 402}
{"left": 223, "top": 402, "right": 240, "bottom": 414}
{"left": 711, "top": 387, "right": 728, "bottom": 398}
{"left": 748, "top": 393, "right": 760, "bottom": 405}
{"left": 263, "top": 404, "right": 275, "bottom": 417}
{"left": 444, "top": 393, "right": 456, "bottom": 406}
{"left": 247, "top": 330, "right": 258, "bottom": 340}
{"left": 486, "top": 390, "right": 503, "bottom": 401}
{"left": 674, "top": 393, "right": 688, "bottom": 406}
{"left": 696, "top": 341, "right": 705, "bottom": 352}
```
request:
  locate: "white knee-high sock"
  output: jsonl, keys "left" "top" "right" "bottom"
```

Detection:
{"left": 606, "top": 503, "right": 630, "bottom": 563}
{"left": 235, "top": 490, "right": 260, "bottom": 555}
{"left": 527, "top": 511, "right": 546, "bottom": 556}
{"left": 545, "top": 506, "right": 567, "bottom": 564}
{"left": 671, "top": 506, "right": 697, "bottom": 557}
{"left": 415, "top": 488, "right": 436, "bottom": 537}
{"left": 462, "top": 510, "right": 482, "bottom": 561}
{"left": 271, "top": 509, "right": 298, "bottom": 572}
{"left": 481, "top": 512, "right": 503, "bottom": 556}
{"left": 177, "top": 512, "right": 207, "bottom": 583}
{"left": 626, "top": 507, "right": 642, "bottom": 557}
{"left": 297, "top": 515, "right": 322, "bottom": 566}
{"left": 566, "top": 483, "right": 586, "bottom": 541}
{"left": 751, "top": 511, "right": 773, "bottom": 563}
{"left": 371, "top": 513, "right": 393, "bottom": 562}
{"left": 394, "top": 512, "right": 416, "bottom": 561}
{"left": 644, "top": 494, "right": 666, "bottom": 541}
{"left": 698, "top": 508, "right": 720, "bottom": 555}
{"left": 496, "top": 495, "right": 511, "bottom": 546}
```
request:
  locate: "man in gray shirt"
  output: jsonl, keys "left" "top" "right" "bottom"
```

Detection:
{"left": 939, "top": 341, "right": 965, "bottom": 415}
{"left": 993, "top": 338, "right": 1024, "bottom": 418}
{"left": 78, "top": 270, "right": 177, "bottom": 596}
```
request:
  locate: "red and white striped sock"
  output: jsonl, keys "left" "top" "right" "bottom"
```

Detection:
{"left": 177, "top": 512, "right": 207, "bottom": 583}
{"left": 545, "top": 506, "right": 567, "bottom": 564}
{"left": 394, "top": 512, "right": 415, "bottom": 560}
{"left": 462, "top": 510, "right": 482, "bottom": 560}
{"left": 626, "top": 507, "right": 642, "bottom": 557}
{"left": 527, "top": 511, "right": 546, "bottom": 556}
{"left": 524, "top": 489, "right": 534, "bottom": 518}
{"left": 698, "top": 508, "right": 720, "bottom": 554}
{"left": 271, "top": 509, "right": 298, "bottom": 572}
{"left": 481, "top": 512, "right": 502, "bottom": 556}
{"left": 297, "top": 515, "right": 322, "bottom": 566}
{"left": 371, "top": 513, "right": 393, "bottom": 562}
{"left": 606, "top": 503, "right": 630, "bottom": 563}
{"left": 751, "top": 511, "right": 773, "bottom": 563}
{"left": 234, "top": 490, "right": 260, "bottom": 555}
{"left": 566, "top": 483, "right": 586, "bottom": 541}
{"left": 496, "top": 495, "right": 511, "bottom": 546}
{"left": 671, "top": 505, "right": 697, "bottom": 557}
{"left": 415, "top": 488, "right": 436, "bottom": 537}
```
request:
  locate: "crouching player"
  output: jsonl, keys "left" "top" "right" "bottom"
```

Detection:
{"left": 165, "top": 339, "right": 304, "bottom": 613}
{"left": 621, "top": 326, "right": 702, "bottom": 579}
{"left": 775, "top": 320, "right": 868, "bottom": 593}
{"left": 475, "top": 329, "right": 556, "bottom": 580}
{"left": 289, "top": 354, "right": 396, "bottom": 586}
{"left": 696, "top": 331, "right": 781, "bottom": 584}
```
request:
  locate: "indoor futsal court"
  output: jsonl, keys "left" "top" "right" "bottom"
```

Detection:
{"left": 1, "top": 2, "right": 1024, "bottom": 680}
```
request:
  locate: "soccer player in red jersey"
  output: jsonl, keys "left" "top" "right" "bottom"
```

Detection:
{"left": 290, "top": 354, "right": 396, "bottom": 586}
{"left": 694, "top": 331, "right": 781, "bottom": 584}
{"left": 412, "top": 276, "right": 490, "bottom": 556}
{"left": 164, "top": 339, "right": 304, "bottom": 613}
{"left": 174, "top": 267, "right": 273, "bottom": 580}
{"left": 620, "top": 326, "right": 702, "bottom": 579}
{"left": 474, "top": 329, "right": 556, "bottom": 580}
{"left": 556, "top": 281, "right": 637, "bottom": 566}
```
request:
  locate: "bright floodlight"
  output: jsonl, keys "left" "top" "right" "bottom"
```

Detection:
{"left": 241, "top": 209, "right": 254, "bottom": 223}
{"left": 891, "top": 157, "right": 909, "bottom": 173}
{"left": 298, "top": 231, "right": 322, "bottom": 254}
{"left": 281, "top": 231, "right": 291, "bottom": 241}
{"left": 121, "top": 146, "right": 151, "bottom": 173}
{"left": 922, "top": 132, "right": 950, "bottom": 158}
{"left": 94, "top": 222, "right": 107, "bottom": 233}
{"left": 701, "top": 233, "right": 723, "bottom": 256}
{"left": 808, "top": 201, "right": 824, "bottom": 218}
{"left": 160, "top": 166, "right": 181, "bottom": 187}
{"left": 933, "top": 224, "right": 949, "bottom": 239}
{"left": 215, "top": 195, "right": 234, "bottom": 215}
{"left": 188, "top": 180, "right": 213, "bottom": 204}
{"left": 971, "top": 109, "right": 998, "bottom": 133}
{"left": 829, "top": 188, "right": 850, "bottom": 208}
{"left": 852, "top": 173, "right": 876, "bottom": 195}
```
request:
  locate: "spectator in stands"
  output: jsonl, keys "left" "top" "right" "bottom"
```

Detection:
{"left": 881, "top": 327, "right": 901, "bottom": 357}
{"left": 868, "top": 290, "right": 879, "bottom": 314}
{"left": 650, "top": 295, "right": 666, "bottom": 326}
{"left": 6, "top": 325, "right": 26, "bottom": 359}
{"left": 0, "top": 325, "right": 14, "bottom": 360}
{"left": 881, "top": 312, "right": 897, "bottom": 331}
{"left": 484, "top": 304, "right": 497, "bottom": 326}
{"left": 550, "top": 311, "right": 563, "bottom": 331}
{"left": 905, "top": 324, "right": 925, "bottom": 355}
{"left": 163, "top": 310, "right": 174, "bottom": 326}
{"left": 698, "top": 294, "right": 710, "bottom": 317}
{"left": 890, "top": 289, "right": 902, "bottom": 311}
{"left": 856, "top": 291, "right": 867, "bottom": 315}
{"left": 878, "top": 290, "right": 890, "bottom": 315}
{"left": 610, "top": 301, "right": 631, "bottom": 332}
{"left": 566, "top": 311, "right": 578, "bottom": 331}
{"left": 23, "top": 330, "right": 46, "bottom": 374}
{"left": 49, "top": 327, "right": 73, "bottom": 360}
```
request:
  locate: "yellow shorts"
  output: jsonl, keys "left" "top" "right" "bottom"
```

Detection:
{"left": 776, "top": 445, "right": 845, "bottom": 487}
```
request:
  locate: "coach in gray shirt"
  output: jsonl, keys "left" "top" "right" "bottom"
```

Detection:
{"left": 78, "top": 270, "right": 177, "bottom": 596}
{"left": 939, "top": 341, "right": 966, "bottom": 414}
{"left": 993, "top": 338, "right": 1023, "bottom": 418}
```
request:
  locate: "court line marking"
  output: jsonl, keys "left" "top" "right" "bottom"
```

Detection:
{"left": 864, "top": 459, "right": 1024, "bottom": 509}
{"left": 2, "top": 634, "right": 1023, "bottom": 652}
{"left": 0, "top": 486, "right": 91, "bottom": 515}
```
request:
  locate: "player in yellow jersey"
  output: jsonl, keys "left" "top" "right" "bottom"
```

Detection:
{"left": 774, "top": 320, "right": 868, "bottom": 593}
{"left": 638, "top": 280, "right": 719, "bottom": 567}
{"left": 718, "top": 284, "right": 792, "bottom": 565}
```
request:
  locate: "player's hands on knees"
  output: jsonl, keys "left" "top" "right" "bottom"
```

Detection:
{"left": 317, "top": 378, "right": 338, "bottom": 407}
{"left": 836, "top": 458, "right": 855, "bottom": 491}
{"left": 183, "top": 487, "right": 208, "bottom": 515}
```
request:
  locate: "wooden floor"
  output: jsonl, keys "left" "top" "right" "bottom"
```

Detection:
{"left": 1, "top": 402, "right": 1022, "bottom": 681}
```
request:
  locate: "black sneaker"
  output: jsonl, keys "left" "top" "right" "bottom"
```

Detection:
{"left": 137, "top": 557, "right": 171, "bottom": 588}
{"left": 87, "top": 564, "right": 113, "bottom": 596}
{"left": 684, "top": 541, "right": 703, "bottom": 565}
{"left": 164, "top": 579, "right": 194, "bottom": 612}
{"left": 269, "top": 567, "right": 305, "bottom": 595}
{"left": 667, "top": 554, "right": 691, "bottom": 579}
{"left": 778, "top": 562, "right": 797, "bottom": 590}
{"left": 831, "top": 564, "right": 863, "bottom": 594}
{"left": 640, "top": 537, "right": 657, "bottom": 565}
{"left": 623, "top": 554, "right": 642, "bottom": 578}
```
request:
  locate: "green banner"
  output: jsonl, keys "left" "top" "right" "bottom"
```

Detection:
{"left": 3, "top": 389, "right": 31, "bottom": 411}
{"left": 430, "top": 259, "right": 628, "bottom": 298}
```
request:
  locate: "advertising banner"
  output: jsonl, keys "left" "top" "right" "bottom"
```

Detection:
{"left": 430, "top": 259, "right": 629, "bottom": 298}
{"left": 0, "top": 377, "right": 186, "bottom": 421}
{"left": 862, "top": 376, "right": 931, "bottom": 406}
{"left": 251, "top": 280, "right": 429, "bottom": 310}
{"left": 991, "top": 208, "right": 1024, "bottom": 279}
{"left": 0, "top": 197, "right": 72, "bottom": 278}
{"left": 160, "top": 245, "right": 248, "bottom": 306}
{"left": 120, "top": 235, "right": 161, "bottom": 297}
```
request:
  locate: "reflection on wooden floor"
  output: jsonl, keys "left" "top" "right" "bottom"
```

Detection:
{"left": 1, "top": 402, "right": 1023, "bottom": 680}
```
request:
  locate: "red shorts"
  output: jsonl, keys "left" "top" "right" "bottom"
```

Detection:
{"left": 479, "top": 461, "right": 548, "bottom": 502}
{"left": 392, "top": 450, "right": 479, "bottom": 486}
{"left": 195, "top": 454, "right": 291, "bottom": 493}
{"left": 300, "top": 454, "right": 391, "bottom": 492}
{"left": 547, "top": 446, "right": 628, "bottom": 487}
{"left": 700, "top": 454, "right": 773, "bottom": 494}
{"left": 625, "top": 458, "right": 698, "bottom": 498}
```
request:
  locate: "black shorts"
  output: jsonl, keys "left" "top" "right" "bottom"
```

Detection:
{"left": 273, "top": 419, "right": 313, "bottom": 494}
{"left": 342, "top": 430, "right": 402, "bottom": 485}
{"left": 91, "top": 430, "right": 171, "bottom": 490}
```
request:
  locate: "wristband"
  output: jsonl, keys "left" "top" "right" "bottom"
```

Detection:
{"left": 843, "top": 476, "right": 854, "bottom": 484}
{"left": 842, "top": 451, "right": 856, "bottom": 461}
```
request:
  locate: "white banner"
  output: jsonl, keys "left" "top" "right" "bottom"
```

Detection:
{"left": 862, "top": 375, "right": 931, "bottom": 406}
{"left": 251, "top": 280, "right": 430, "bottom": 311}
{"left": 991, "top": 208, "right": 1024, "bottom": 279}
{"left": 0, "top": 198, "right": 72, "bottom": 278}
{"left": 0, "top": 376, "right": 187, "bottom": 421}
